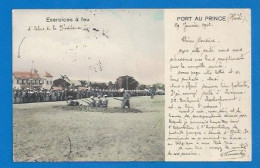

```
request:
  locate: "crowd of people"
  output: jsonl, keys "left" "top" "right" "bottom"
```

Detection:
{"left": 13, "top": 88, "right": 164, "bottom": 104}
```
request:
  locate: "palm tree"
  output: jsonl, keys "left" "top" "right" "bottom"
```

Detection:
{"left": 59, "top": 75, "right": 70, "bottom": 89}
{"left": 79, "top": 80, "right": 87, "bottom": 87}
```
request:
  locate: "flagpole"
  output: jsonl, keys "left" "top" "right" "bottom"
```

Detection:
{"left": 126, "top": 75, "right": 128, "bottom": 90}
{"left": 30, "top": 60, "right": 34, "bottom": 89}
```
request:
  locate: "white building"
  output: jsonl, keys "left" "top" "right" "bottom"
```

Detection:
{"left": 13, "top": 69, "right": 53, "bottom": 90}
{"left": 42, "top": 72, "right": 53, "bottom": 90}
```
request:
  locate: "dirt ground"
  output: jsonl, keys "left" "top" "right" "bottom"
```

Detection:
{"left": 13, "top": 96, "right": 164, "bottom": 162}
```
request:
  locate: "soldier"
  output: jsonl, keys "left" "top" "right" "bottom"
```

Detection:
{"left": 13, "top": 89, "right": 17, "bottom": 104}
{"left": 67, "top": 95, "right": 80, "bottom": 106}
{"left": 67, "top": 100, "right": 80, "bottom": 106}
{"left": 121, "top": 90, "right": 131, "bottom": 109}
{"left": 96, "top": 95, "right": 102, "bottom": 107}
{"left": 29, "top": 90, "right": 33, "bottom": 102}
{"left": 150, "top": 89, "right": 155, "bottom": 99}
{"left": 64, "top": 89, "right": 68, "bottom": 100}
{"left": 101, "top": 95, "right": 108, "bottom": 107}
{"left": 90, "top": 96, "right": 96, "bottom": 107}
{"left": 21, "top": 89, "right": 26, "bottom": 103}
{"left": 17, "top": 89, "right": 22, "bottom": 103}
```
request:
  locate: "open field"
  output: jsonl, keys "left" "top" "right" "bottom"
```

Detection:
{"left": 13, "top": 96, "right": 164, "bottom": 162}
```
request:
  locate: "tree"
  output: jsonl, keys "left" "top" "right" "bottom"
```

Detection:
{"left": 152, "top": 83, "right": 165, "bottom": 90}
{"left": 59, "top": 75, "right": 70, "bottom": 82}
{"left": 108, "top": 81, "right": 115, "bottom": 90}
{"left": 52, "top": 79, "right": 70, "bottom": 89}
{"left": 137, "top": 84, "right": 147, "bottom": 90}
{"left": 115, "top": 75, "right": 139, "bottom": 90}
{"left": 89, "top": 82, "right": 108, "bottom": 90}
{"left": 79, "top": 80, "right": 87, "bottom": 87}
{"left": 52, "top": 75, "right": 71, "bottom": 89}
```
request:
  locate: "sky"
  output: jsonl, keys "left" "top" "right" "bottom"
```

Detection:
{"left": 13, "top": 9, "right": 164, "bottom": 85}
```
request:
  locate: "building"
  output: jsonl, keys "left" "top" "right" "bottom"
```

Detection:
{"left": 116, "top": 77, "right": 123, "bottom": 89}
{"left": 42, "top": 72, "right": 53, "bottom": 90}
{"left": 13, "top": 69, "right": 53, "bottom": 90}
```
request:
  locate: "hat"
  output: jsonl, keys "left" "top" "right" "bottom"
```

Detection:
{"left": 104, "top": 95, "right": 107, "bottom": 97}
{"left": 90, "top": 96, "right": 94, "bottom": 99}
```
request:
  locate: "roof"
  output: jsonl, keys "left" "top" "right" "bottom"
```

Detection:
{"left": 43, "top": 71, "right": 53, "bottom": 77}
{"left": 13, "top": 71, "right": 40, "bottom": 79}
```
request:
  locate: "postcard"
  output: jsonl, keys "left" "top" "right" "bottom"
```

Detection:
{"left": 12, "top": 9, "right": 251, "bottom": 162}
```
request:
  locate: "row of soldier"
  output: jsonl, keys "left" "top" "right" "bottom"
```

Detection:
{"left": 67, "top": 90, "right": 129, "bottom": 109}
{"left": 13, "top": 88, "right": 159, "bottom": 104}
{"left": 67, "top": 95, "right": 109, "bottom": 108}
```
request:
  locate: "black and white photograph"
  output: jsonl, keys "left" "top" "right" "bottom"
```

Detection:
{"left": 12, "top": 9, "right": 165, "bottom": 162}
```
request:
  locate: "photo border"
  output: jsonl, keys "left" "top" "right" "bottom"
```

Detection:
{"left": 0, "top": 0, "right": 259, "bottom": 168}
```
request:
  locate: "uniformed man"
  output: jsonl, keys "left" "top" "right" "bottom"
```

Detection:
{"left": 96, "top": 95, "right": 102, "bottom": 107}
{"left": 67, "top": 100, "right": 80, "bottom": 106}
{"left": 150, "top": 89, "right": 155, "bottom": 99}
{"left": 90, "top": 96, "right": 96, "bottom": 107}
{"left": 67, "top": 96, "right": 80, "bottom": 106}
{"left": 121, "top": 90, "right": 131, "bottom": 109}
{"left": 101, "top": 95, "right": 108, "bottom": 107}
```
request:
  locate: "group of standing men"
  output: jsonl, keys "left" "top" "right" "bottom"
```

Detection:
{"left": 67, "top": 91, "right": 130, "bottom": 109}
{"left": 13, "top": 88, "right": 159, "bottom": 104}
